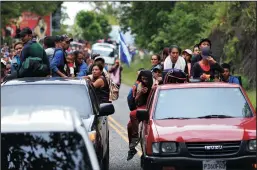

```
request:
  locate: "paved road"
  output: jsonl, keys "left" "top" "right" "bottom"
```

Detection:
{"left": 109, "top": 84, "right": 142, "bottom": 170}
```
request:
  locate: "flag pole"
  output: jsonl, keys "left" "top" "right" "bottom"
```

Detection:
{"left": 118, "top": 30, "right": 121, "bottom": 61}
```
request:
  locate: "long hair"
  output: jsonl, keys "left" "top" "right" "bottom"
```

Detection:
{"left": 137, "top": 70, "right": 153, "bottom": 90}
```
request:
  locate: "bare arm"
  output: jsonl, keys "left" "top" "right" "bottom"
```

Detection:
{"left": 92, "top": 78, "right": 104, "bottom": 88}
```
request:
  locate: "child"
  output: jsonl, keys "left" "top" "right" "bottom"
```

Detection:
{"left": 64, "top": 53, "right": 75, "bottom": 77}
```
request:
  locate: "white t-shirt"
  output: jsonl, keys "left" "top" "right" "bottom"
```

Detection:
{"left": 163, "top": 56, "right": 186, "bottom": 71}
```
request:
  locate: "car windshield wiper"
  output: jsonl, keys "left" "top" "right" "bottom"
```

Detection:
{"left": 197, "top": 115, "right": 235, "bottom": 118}
{"left": 162, "top": 117, "right": 192, "bottom": 120}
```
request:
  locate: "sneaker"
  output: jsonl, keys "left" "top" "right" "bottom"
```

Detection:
{"left": 127, "top": 148, "right": 137, "bottom": 161}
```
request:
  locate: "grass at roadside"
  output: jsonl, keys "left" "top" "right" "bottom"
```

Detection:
{"left": 122, "top": 57, "right": 256, "bottom": 108}
{"left": 121, "top": 57, "right": 151, "bottom": 86}
{"left": 246, "top": 90, "right": 256, "bottom": 108}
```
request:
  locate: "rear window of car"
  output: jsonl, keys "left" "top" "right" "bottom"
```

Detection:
{"left": 154, "top": 87, "right": 254, "bottom": 120}
{"left": 2, "top": 132, "right": 93, "bottom": 170}
{"left": 1, "top": 84, "right": 92, "bottom": 118}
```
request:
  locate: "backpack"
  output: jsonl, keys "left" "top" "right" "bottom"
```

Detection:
{"left": 18, "top": 42, "right": 49, "bottom": 78}
{"left": 18, "top": 57, "right": 49, "bottom": 77}
{"left": 127, "top": 83, "right": 138, "bottom": 111}
{"left": 163, "top": 68, "right": 188, "bottom": 84}
{"left": 109, "top": 79, "right": 119, "bottom": 101}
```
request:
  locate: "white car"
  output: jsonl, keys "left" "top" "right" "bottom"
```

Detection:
{"left": 92, "top": 43, "right": 118, "bottom": 65}
{"left": 1, "top": 107, "right": 100, "bottom": 170}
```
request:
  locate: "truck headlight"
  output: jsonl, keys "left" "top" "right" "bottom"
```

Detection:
{"left": 161, "top": 142, "right": 177, "bottom": 153}
{"left": 152, "top": 142, "right": 160, "bottom": 154}
{"left": 248, "top": 140, "right": 256, "bottom": 151}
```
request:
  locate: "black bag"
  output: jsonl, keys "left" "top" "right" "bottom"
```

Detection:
{"left": 162, "top": 68, "right": 188, "bottom": 84}
{"left": 18, "top": 57, "right": 49, "bottom": 77}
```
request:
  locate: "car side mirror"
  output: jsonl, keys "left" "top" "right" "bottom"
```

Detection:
{"left": 99, "top": 103, "right": 115, "bottom": 116}
{"left": 136, "top": 109, "right": 149, "bottom": 122}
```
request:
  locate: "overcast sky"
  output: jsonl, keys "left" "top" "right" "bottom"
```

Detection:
{"left": 62, "top": 2, "right": 93, "bottom": 26}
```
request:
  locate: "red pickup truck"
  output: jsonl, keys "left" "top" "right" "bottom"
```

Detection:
{"left": 137, "top": 82, "right": 256, "bottom": 170}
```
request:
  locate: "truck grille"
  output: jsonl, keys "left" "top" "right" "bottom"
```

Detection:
{"left": 186, "top": 141, "right": 241, "bottom": 157}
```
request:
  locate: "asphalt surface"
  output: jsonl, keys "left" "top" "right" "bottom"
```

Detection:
{"left": 109, "top": 84, "right": 142, "bottom": 170}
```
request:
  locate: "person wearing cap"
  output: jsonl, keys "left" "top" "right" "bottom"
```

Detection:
{"left": 182, "top": 49, "right": 193, "bottom": 77}
{"left": 152, "top": 65, "right": 163, "bottom": 86}
{"left": 18, "top": 27, "right": 50, "bottom": 77}
{"left": 192, "top": 46, "right": 224, "bottom": 81}
{"left": 191, "top": 38, "right": 213, "bottom": 71}
{"left": 220, "top": 63, "right": 240, "bottom": 85}
{"left": 50, "top": 35, "right": 73, "bottom": 77}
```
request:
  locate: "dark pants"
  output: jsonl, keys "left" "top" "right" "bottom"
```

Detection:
{"left": 127, "top": 105, "right": 145, "bottom": 148}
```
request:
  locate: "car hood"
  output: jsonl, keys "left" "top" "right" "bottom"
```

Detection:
{"left": 153, "top": 118, "right": 256, "bottom": 142}
{"left": 81, "top": 115, "right": 95, "bottom": 132}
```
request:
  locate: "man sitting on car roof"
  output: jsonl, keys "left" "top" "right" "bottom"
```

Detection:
{"left": 221, "top": 63, "right": 241, "bottom": 85}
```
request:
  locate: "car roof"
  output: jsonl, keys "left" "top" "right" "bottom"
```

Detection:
{"left": 1, "top": 108, "right": 82, "bottom": 133}
{"left": 158, "top": 82, "right": 241, "bottom": 90}
{"left": 2, "top": 77, "right": 88, "bottom": 86}
{"left": 92, "top": 43, "right": 115, "bottom": 49}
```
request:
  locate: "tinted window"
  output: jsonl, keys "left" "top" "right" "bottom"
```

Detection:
{"left": 2, "top": 132, "right": 92, "bottom": 170}
{"left": 1, "top": 84, "right": 92, "bottom": 118}
{"left": 154, "top": 87, "right": 253, "bottom": 119}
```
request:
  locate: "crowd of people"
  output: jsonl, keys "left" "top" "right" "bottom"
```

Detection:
{"left": 1, "top": 27, "right": 243, "bottom": 162}
{"left": 125, "top": 38, "right": 242, "bottom": 161}
{"left": 1, "top": 27, "right": 123, "bottom": 104}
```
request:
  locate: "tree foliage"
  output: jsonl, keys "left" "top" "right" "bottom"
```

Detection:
{"left": 119, "top": 1, "right": 256, "bottom": 87}
{"left": 74, "top": 10, "right": 111, "bottom": 42}
{"left": 119, "top": 2, "right": 256, "bottom": 52}
{"left": 1, "top": 1, "right": 63, "bottom": 26}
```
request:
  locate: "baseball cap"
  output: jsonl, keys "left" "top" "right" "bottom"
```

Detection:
{"left": 152, "top": 65, "right": 162, "bottom": 72}
{"left": 182, "top": 49, "right": 193, "bottom": 55}
{"left": 201, "top": 46, "right": 211, "bottom": 59}
{"left": 54, "top": 35, "right": 62, "bottom": 42}
{"left": 153, "top": 65, "right": 162, "bottom": 72}
{"left": 198, "top": 38, "right": 212, "bottom": 48}
{"left": 19, "top": 27, "right": 32, "bottom": 38}
{"left": 94, "top": 56, "right": 105, "bottom": 63}
{"left": 61, "top": 34, "right": 73, "bottom": 42}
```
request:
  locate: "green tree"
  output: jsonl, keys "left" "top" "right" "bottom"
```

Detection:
{"left": 83, "top": 2, "right": 120, "bottom": 25}
{"left": 119, "top": 2, "right": 175, "bottom": 50}
{"left": 74, "top": 11, "right": 111, "bottom": 42}
{"left": 1, "top": 1, "right": 63, "bottom": 26}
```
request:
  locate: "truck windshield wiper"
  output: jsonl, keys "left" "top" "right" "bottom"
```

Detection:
{"left": 162, "top": 117, "right": 192, "bottom": 120}
{"left": 197, "top": 115, "right": 235, "bottom": 119}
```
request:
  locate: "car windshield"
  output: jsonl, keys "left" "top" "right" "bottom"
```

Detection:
{"left": 92, "top": 49, "right": 114, "bottom": 57}
{"left": 1, "top": 84, "right": 92, "bottom": 118}
{"left": 154, "top": 87, "right": 254, "bottom": 120}
{"left": 2, "top": 132, "right": 92, "bottom": 170}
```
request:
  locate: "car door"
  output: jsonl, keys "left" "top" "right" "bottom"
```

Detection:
{"left": 88, "top": 85, "right": 106, "bottom": 160}
{"left": 141, "top": 87, "right": 157, "bottom": 154}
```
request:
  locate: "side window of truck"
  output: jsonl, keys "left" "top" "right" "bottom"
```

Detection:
{"left": 146, "top": 87, "right": 157, "bottom": 110}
